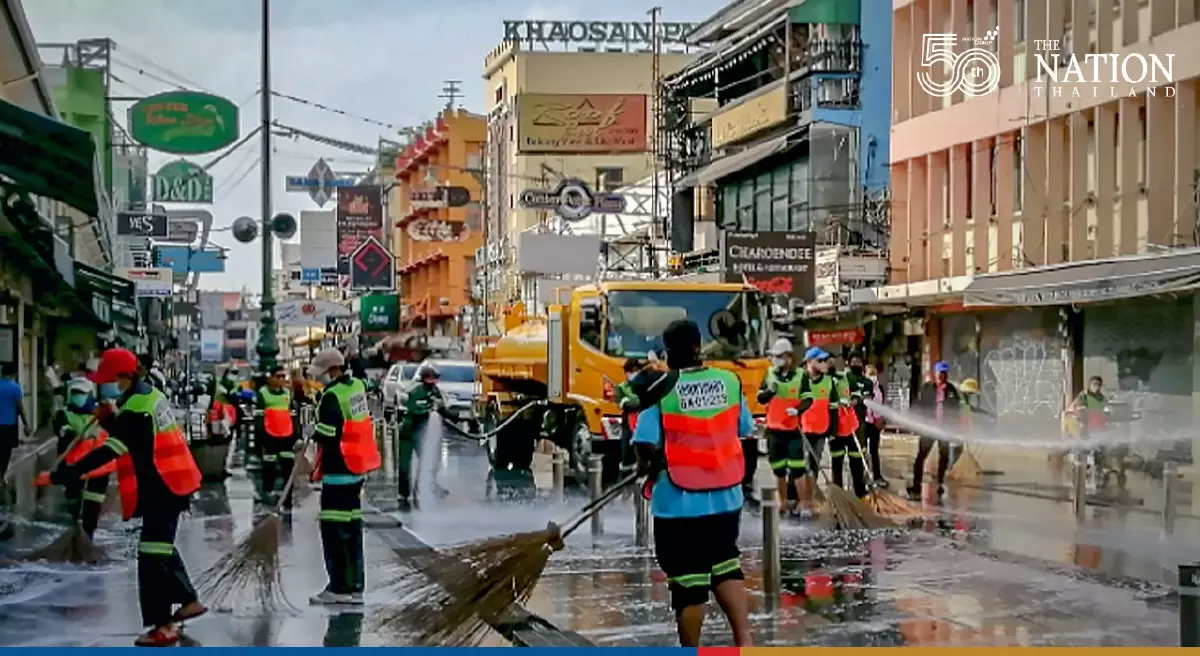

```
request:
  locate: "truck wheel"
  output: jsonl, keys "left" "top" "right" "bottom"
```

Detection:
{"left": 568, "top": 416, "right": 592, "bottom": 484}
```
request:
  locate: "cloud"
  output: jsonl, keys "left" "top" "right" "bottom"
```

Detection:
{"left": 25, "top": 0, "right": 726, "bottom": 291}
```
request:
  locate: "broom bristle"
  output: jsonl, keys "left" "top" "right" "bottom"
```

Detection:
{"left": 289, "top": 448, "right": 315, "bottom": 502}
{"left": 947, "top": 450, "right": 983, "bottom": 482}
{"left": 819, "top": 485, "right": 895, "bottom": 531}
{"left": 196, "top": 514, "right": 289, "bottom": 611}
{"left": 20, "top": 524, "right": 106, "bottom": 564}
{"left": 870, "top": 489, "right": 925, "bottom": 520}
{"left": 376, "top": 527, "right": 558, "bottom": 645}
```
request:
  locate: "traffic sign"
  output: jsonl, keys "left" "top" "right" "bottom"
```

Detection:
{"left": 285, "top": 158, "right": 356, "bottom": 208}
{"left": 348, "top": 236, "right": 395, "bottom": 291}
{"left": 300, "top": 268, "right": 321, "bottom": 284}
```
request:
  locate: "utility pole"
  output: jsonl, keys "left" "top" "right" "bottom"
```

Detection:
{"left": 648, "top": 6, "right": 663, "bottom": 251}
{"left": 255, "top": 0, "right": 280, "bottom": 371}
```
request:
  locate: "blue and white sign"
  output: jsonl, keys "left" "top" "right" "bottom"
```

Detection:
{"left": 285, "top": 158, "right": 356, "bottom": 208}
{"left": 155, "top": 245, "right": 227, "bottom": 275}
{"left": 301, "top": 268, "right": 321, "bottom": 283}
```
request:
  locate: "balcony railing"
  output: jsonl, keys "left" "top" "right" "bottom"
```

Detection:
{"left": 798, "top": 39, "right": 862, "bottom": 74}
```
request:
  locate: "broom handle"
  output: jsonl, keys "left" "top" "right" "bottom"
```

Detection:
{"left": 272, "top": 437, "right": 310, "bottom": 513}
{"left": 3, "top": 417, "right": 99, "bottom": 485}
{"left": 558, "top": 472, "right": 639, "bottom": 538}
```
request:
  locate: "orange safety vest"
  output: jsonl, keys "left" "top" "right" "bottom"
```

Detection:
{"left": 834, "top": 375, "right": 859, "bottom": 437}
{"left": 799, "top": 375, "right": 835, "bottom": 435}
{"left": 62, "top": 411, "right": 117, "bottom": 478}
{"left": 259, "top": 387, "right": 294, "bottom": 438}
{"left": 326, "top": 378, "right": 382, "bottom": 475}
{"left": 657, "top": 367, "right": 745, "bottom": 492}
{"left": 764, "top": 367, "right": 804, "bottom": 431}
{"left": 114, "top": 389, "right": 202, "bottom": 520}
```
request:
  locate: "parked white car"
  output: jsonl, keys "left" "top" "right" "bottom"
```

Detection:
{"left": 382, "top": 362, "right": 420, "bottom": 418}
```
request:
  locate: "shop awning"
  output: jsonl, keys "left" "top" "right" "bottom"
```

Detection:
{"left": 677, "top": 126, "right": 807, "bottom": 188}
{"left": 0, "top": 98, "right": 100, "bottom": 216}
{"left": 963, "top": 248, "right": 1200, "bottom": 307}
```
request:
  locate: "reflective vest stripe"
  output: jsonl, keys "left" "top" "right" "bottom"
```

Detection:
{"left": 261, "top": 388, "right": 294, "bottom": 438}
{"left": 64, "top": 411, "right": 117, "bottom": 477}
{"left": 658, "top": 368, "right": 745, "bottom": 492}
{"left": 115, "top": 389, "right": 202, "bottom": 520}
{"left": 800, "top": 376, "right": 834, "bottom": 435}
{"left": 327, "top": 379, "right": 381, "bottom": 475}
{"left": 764, "top": 368, "right": 803, "bottom": 432}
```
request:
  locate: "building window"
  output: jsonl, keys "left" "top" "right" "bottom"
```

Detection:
{"left": 465, "top": 202, "right": 482, "bottom": 233}
{"left": 1014, "top": 0, "right": 1026, "bottom": 42}
{"left": 771, "top": 167, "right": 789, "bottom": 231}
{"left": 721, "top": 185, "right": 738, "bottom": 228}
{"left": 754, "top": 173, "right": 771, "bottom": 232}
{"left": 1013, "top": 131, "right": 1025, "bottom": 211}
{"left": 989, "top": 142, "right": 998, "bottom": 217}
{"left": 1138, "top": 105, "right": 1147, "bottom": 187}
{"left": 964, "top": 145, "right": 974, "bottom": 219}
{"left": 466, "top": 148, "right": 482, "bottom": 171}
{"left": 595, "top": 167, "right": 624, "bottom": 192}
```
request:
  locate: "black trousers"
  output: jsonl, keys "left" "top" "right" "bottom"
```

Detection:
{"left": 864, "top": 422, "right": 884, "bottom": 479}
{"left": 0, "top": 424, "right": 18, "bottom": 478}
{"left": 138, "top": 506, "right": 198, "bottom": 629}
{"left": 319, "top": 481, "right": 364, "bottom": 594}
{"left": 64, "top": 474, "right": 109, "bottom": 539}
{"left": 912, "top": 436, "right": 951, "bottom": 488}
{"left": 260, "top": 435, "right": 298, "bottom": 497}
{"left": 828, "top": 436, "right": 868, "bottom": 498}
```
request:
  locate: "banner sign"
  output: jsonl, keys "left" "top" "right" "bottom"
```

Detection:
{"left": 117, "top": 267, "right": 174, "bottom": 297}
{"left": 276, "top": 300, "right": 352, "bottom": 329}
{"left": 516, "top": 94, "right": 647, "bottom": 153}
{"left": 128, "top": 91, "right": 239, "bottom": 155}
{"left": 336, "top": 185, "right": 384, "bottom": 274}
{"left": 116, "top": 211, "right": 168, "bottom": 238}
{"left": 408, "top": 218, "right": 470, "bottom": 243}
{"left": 359, "top": 294, "right": 399, "bottom": 332}
{"left": 723, "top": 231, "right": 816, "bottom": 301}
{"left": 325, "top": 315, "right": 358, "bottom": 334}
{"left": 153, "top": 159, "right": 213, "bottom": 204}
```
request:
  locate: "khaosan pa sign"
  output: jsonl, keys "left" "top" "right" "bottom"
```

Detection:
{"left": 128, "top": 91, "right": 240, "bottom": 155}
{"left": 153, "top": 159, "right": 213, "bottom": 204}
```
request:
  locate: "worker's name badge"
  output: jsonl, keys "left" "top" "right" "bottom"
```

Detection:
{"left": 154, "top": 397, "right": 176, "bottom": 430}
{"left": 675, "top": 380, "right": 727, "bottom": 412}
{"left": 349, "top": 392, "right": 369, "bottom": 418}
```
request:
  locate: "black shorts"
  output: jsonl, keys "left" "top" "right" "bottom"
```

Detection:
{"left": 767, "top": 431, "right": 826, "bottom": 477}
{"left": 653, "top": 511, "right": 743, "bottom": 610}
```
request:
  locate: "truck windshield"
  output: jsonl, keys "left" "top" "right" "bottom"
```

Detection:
{"left": 604, "top": 290, "right": 765, "bottom": 360}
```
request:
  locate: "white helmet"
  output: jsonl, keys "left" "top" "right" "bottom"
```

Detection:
{"left": 66, "top": 378, "right": 95, "bottom": 395}
{"left": 768, "top": 338, "right": 794, "bottom": 357}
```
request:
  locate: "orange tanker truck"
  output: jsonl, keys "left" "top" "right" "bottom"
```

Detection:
{"left": 476, "top": 280, "right": 770, "bottom": 484}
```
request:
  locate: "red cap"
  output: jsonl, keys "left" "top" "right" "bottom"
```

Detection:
{"left": 90, "top": 348, "right": 139, "bottom": 384}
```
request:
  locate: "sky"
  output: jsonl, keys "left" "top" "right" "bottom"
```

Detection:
{"left": 26, "top": 0, "right": 728, "bottom": 293}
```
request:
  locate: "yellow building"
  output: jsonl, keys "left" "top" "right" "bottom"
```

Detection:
{"left": 480, "top": 42, "right": 694, "bottom": 301}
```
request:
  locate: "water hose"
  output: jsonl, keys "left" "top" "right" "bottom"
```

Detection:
{"left": 434, "top": 399, "right": 548, "bottom": 442}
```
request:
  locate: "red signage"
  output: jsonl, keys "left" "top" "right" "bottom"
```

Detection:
{"left": 806, "top": 327, "right": 865, "bottom": 347}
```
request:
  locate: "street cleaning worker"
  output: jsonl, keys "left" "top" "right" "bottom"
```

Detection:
{"left": 632, "top": 319, "right": 753, "bottom": 647}
{"left": 757, "top": 338, "right": 804, "bottom": 514}
{"left": 862, "top": 363, "right": 888, "bottom": 488}
{"left": 51, "top": 378, "right": 114, "bottom": 539}
{"left": 396, "top": 363, "right": 447, "bottom": 511}
{"left": 907, "top": 361, "right": 961, "bottom": 501}
{"left": 1069, "top": 375, "right": 1109, "bottom": 435}
{"left": 793, "top": 347, "right": 836, "bottom": 517}
{"left": 308, "top": 348, "right": 381, "bottom": 605}
{"left": 50, "top": 348, "right": 205, "bottom": 647}
{"left": 256, "top": 366, "right": 296, "bottom": 504}
{"left": 207, "top": 365, "right": 239, "bottom": 442}
{"left": 616, "top": 358, "right": 644, "bottom": 477}
{"left": 828, "top": 362, "right": 867, "bottom": 498}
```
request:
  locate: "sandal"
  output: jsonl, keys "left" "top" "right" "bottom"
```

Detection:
{"left": 135, "top": 625, "right": 180, "bottom": 647}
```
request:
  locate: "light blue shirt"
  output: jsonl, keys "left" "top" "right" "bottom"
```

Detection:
{"left": 631, "top": 397, "right": 755, "bottom": 519}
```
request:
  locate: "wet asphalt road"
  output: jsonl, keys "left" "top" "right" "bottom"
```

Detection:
{"left": 0, "top": 430, "right": 1193, "bottom": 647}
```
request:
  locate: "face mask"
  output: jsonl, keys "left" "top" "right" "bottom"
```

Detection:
{"left": 99, "top": 382, "right": 122, "bottom": 400}
{"left": 771, "top": 357, "right": 787, "bottom": 368}
{"left": 317, "top": 373, "right": 333, "bottom": 386}
{"left": 68, "top": 393, "right": 90, "bottom": 407}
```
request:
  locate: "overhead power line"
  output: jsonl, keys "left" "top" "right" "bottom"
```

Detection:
{"left": 270, "top": 90, "right": 399, "bottom": 130}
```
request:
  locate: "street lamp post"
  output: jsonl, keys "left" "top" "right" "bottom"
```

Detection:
{"left": 255, "top": 0, "right": 280, "bottom": 372}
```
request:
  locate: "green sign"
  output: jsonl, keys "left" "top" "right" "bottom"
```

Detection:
{"left": 128, "top": 91, "right": 239, "bottom": 155}
{"left": 153, "top": 159, "right": 213, "bottom": 203}
{"left": 360, "top": 294, "right": 399, "bottom": 332}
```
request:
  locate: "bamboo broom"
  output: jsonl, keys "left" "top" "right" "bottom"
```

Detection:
{"left": 849, "top": 432, "right": 923, "bottom": 521}
{"left": 801, "top": 435, "right": 891, "bottom": 531}
{"left": 376, "top": 473, "right": 638, "bottom": 646}
{"left": 195, "top": 440, "right": 310, "bottom": 611}
{"left": 19, "top": 419, "right": 107, "bottom": 564}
